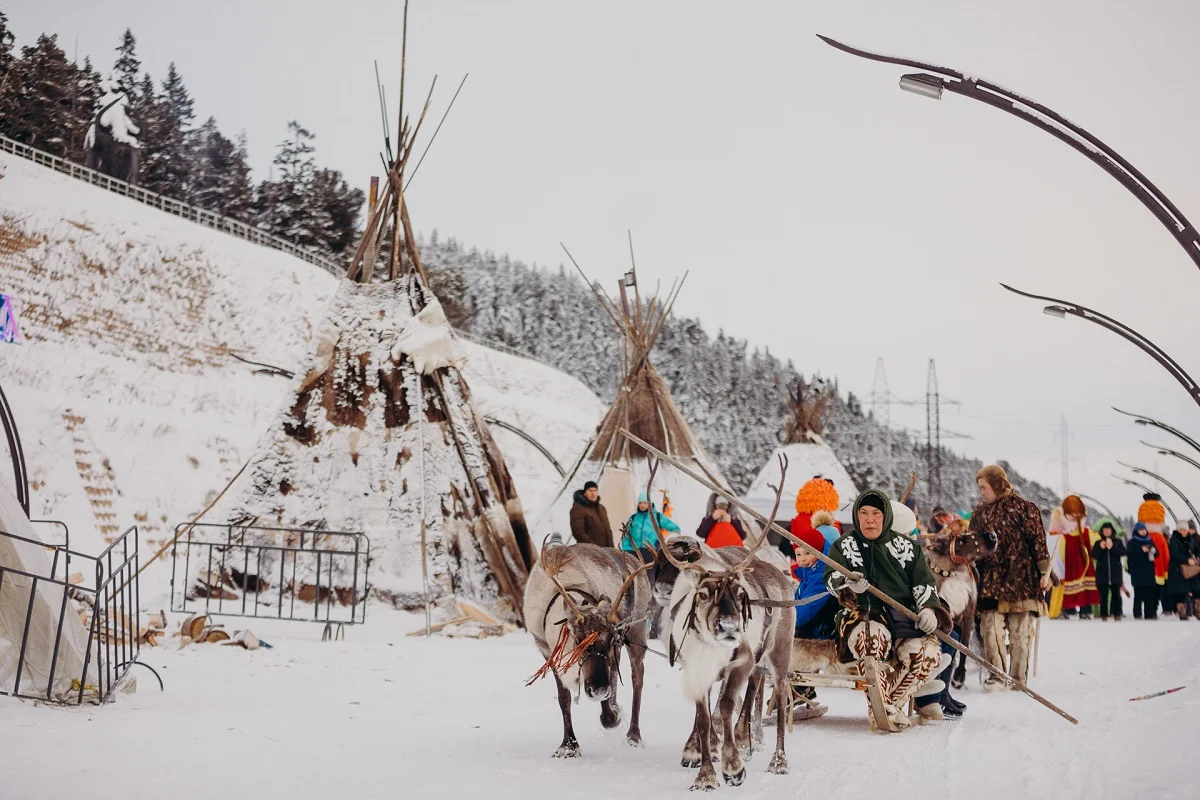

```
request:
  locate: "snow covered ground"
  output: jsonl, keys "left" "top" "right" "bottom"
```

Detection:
{"left": 0, "top": 611, "right": 1194, "bottom": 799}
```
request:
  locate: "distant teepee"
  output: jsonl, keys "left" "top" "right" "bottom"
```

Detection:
{"left": 199, "top": 28, "right": 533, "bottom": 624}
{"left": 534, "top": 255, "right": 735, "bottom": 542}
{"left": 743, "top": 378, "right": 858, "bottom": 523}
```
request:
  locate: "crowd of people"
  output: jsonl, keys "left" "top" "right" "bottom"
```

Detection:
{"left": 561, "top": 466, "right": 1199, "bottom": 728}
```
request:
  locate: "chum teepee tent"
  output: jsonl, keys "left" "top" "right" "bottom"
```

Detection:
{"left": 743, "top": 378, "right": 859, "bottom": 525}
{"left": 533, "top": 258, "right": 735, "bottom": 543}
{"left": 198, "top": 54, "right": 534, "bottom": 624}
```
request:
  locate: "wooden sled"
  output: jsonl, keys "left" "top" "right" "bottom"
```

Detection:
{"left": 777, "top": 638, "right": 912, "bottom": 733}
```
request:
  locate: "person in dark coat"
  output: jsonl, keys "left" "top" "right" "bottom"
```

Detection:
{"left": 1090, "top": 518, "right": 1127, "bottom": 621}
{"left": 569, "top": 481, "right": 613, "bottom": 548}
{"left": 1165, "top": 526, "right": 1197, "bottom": 619}
{"left": 1127, "top": 522, "right": 1159, "bottom": 620}
{"left": 1189, "top": 520, "right": 1200, "bottom": 619}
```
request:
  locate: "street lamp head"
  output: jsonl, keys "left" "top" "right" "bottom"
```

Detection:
{"left": 899, "top": 73, "right": 944, "bottom": 100}
{"left": 1042, "top": 305, "right": 1069, "bottom": 318}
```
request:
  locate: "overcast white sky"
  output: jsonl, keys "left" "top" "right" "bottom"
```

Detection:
{"left": 8, "top": 0, "right": 1200, "bottom": 518}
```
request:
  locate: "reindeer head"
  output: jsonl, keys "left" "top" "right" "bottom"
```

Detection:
{"left": 648, "top": 454, "right": 789, "bottom": 653}
{"left": 653, "top": 536, "right": 704, "bottom": 607}
{"left": 922, "top": 527, "right": 999, "bottom": 564}
{"left": 541, "top": 543, "right": 653, "bottom": 702}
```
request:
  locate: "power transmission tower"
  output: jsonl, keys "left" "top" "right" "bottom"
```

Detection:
{"left": 1048, "top": 415, "right": 1083, "bottom": 498}
{"left": 870, "top": 358, "right": 893, "bottom": 494}
{"left": 924, "top": 360, "right": 966, "bottom": 504}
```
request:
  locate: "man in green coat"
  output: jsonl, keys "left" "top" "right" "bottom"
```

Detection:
{"left": 825, "top": 488, "right": 952, "bottom": 728}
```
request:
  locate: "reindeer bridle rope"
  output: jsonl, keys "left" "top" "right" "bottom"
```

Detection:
{"left": 525, "top": 625, "right": 601, "bottom": 687}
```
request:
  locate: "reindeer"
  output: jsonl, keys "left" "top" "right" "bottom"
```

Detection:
{"left": 920, "top": 524, "right": 998, "bottom": 689}
{"left": 523, "top": 537, "right": 655, "bottom": 758}
{"left": 651, "top": 457, "right": 796, "bottom": 791}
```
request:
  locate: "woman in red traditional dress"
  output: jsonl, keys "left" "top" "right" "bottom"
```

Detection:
{"left": 1059, "top": 495, "right": 1099, "bottom": 619}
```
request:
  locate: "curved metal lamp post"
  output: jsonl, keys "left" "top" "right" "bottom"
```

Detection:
{"left": 1113, "top": 474, "right": 1179, "bottom": 527}
{"left": 995, "top": 286, "right": 1200, "bottom": 410}
{"left": 1141, "top": 441, "right": 1200, "bottom": 475}
{"left": 1075, "top": 492, "right": 1120, "bottom": 524}
{"left": 816, "top": 35, "right": 1200, "bottom": 273}
{"left": 0, "top": 380, "right": 29, "bottom": 517}
{"left": 1114, "top": 407, "right": 1200, "bottom": 456}
{"left": 1117, "top": 461, "right": 1200, "bottom": 524}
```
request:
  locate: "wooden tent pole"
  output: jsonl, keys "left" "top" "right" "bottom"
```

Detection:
{"left": 617, "top": 427, "right": 1079, "bottom": 726}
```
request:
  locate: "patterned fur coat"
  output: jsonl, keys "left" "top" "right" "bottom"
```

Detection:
{"left": 970, "top": 491, "right": 1050, "bottom": 614}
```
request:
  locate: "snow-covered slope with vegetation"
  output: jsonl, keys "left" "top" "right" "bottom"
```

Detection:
{"left": 0, "top": 153, "right": 603, "bottom": 574}
{"left": 421, "top": 236, "right": 1060, "bottom": 512}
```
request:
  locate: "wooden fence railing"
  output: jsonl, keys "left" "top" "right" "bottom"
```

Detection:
{"left": 0, "top": 134, "right": 342, "bottom": 275}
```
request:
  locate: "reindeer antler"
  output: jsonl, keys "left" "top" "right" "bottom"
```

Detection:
{"left": 900, "top": 470, "right": 918, "bottom": 504}
{"left": 728, "top": 452, "right": 788, "bottom": 574}
{"left": 540, "top": 540, "right": 585, "bottom": 623}
{"left": 609, "top": 551, "right": 656, "bottom": 624}
{"left": 645, "top": 458, "right": 703, "bottom": 573}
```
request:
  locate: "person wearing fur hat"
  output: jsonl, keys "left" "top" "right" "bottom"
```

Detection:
{"left": 1058, "top": 495, "right": 1100, "bottom": 619}
{"left": 969, "top": 465, "right": 1050, "bottom": 691}
{"left": 1091, "top": 518, "right": 1127, "bottom": 621}
{"left": 1137, "top": 493, "right": 1173, "bottom": 616}
{"left": 1127, "top": 522, "right": 1160, "bottom": 619}
{"left": 695, "top": 493, "right": 746, "bottom": 548}
{"left": 825, "top": 488, "right": 951, "bottom": 730}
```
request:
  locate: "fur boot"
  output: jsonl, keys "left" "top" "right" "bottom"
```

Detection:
{"left": 886, "top": 637, "right": 942, "bottom": 708}
{"left": 1193, "top": 598, "right": 1200, "bottom": 620}
{"left": 979, "top": 611, "right": 1008, "bottom": 691}
{"left": 1006, "top": 611, "right": 1033, "bottom": 685}
{"left": 1177, "top": 602, "right": 1190, "bottom": 620}
{"left": 847, "top": 620, "right": 892, "bottom": 661}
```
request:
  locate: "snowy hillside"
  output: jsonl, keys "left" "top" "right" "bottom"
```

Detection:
{"left": 422, "top": 237, "right": 1061, "bottom": 511}
{"left": 0, "top": 153, "right": 603, "bottom": 578}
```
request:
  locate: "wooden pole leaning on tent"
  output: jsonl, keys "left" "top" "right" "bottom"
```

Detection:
{"left": 617, "top": 427, "right": 1079, "bottom": 726}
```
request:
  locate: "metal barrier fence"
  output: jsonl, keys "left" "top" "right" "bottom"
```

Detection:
{"left": 0, "top": 134, "right": 341, "bottom": 275}
{"left": 169, "top": 523, "right": 369, "bottom": 627}
{"left": 0, "top": 524, "right": 141, "bottom": 705}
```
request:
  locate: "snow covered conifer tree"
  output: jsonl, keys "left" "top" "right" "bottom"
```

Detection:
{"left": 139, "top": 62, "right": 194, "bottom": 197}
{"left": 67, "top": 56, "right": 100, "bottom": 162}
{"left": 84, "top": 73, "right": 140, "bottom": 182}
{"left": 5, "top": 34, "right": 76, "bottom": 156}
{"left": 254, "top": 121, "right": 318, "bottom": 248}
{"left": 0, "top": 12, "right": 19, "bottom": 134}
{"left": 112, "top": 28, "right": 140, "bottom": 106}
{"left": 187, "top": 120, "right": 254, "bottom": 219}
{"left": 309, "top": 166, "right": 365, "bottom": 260}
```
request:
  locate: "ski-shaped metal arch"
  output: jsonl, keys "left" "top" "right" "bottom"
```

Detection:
{"left": 1117, "top": 461, "right": 1200, "bottom": 525}
{"left": 817, "top": 35, "right": 1200, "bottom": 274}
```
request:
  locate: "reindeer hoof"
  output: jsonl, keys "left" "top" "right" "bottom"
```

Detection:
{"left": 600, "top": 702, "right": 622, "bottom": 730}
{"left": 626, "top": 732, "right": 644, "bottom": 748}
{"left": 768, "top": 752, "right": 788, "bottom": 775}
{"left": 553, "top": 743, "right": 582, "bottom": 759}
{"left": 691, "top": 771, "right": 720, "bottom": 792}
{"left": 681, "top": 755, "right": 702, "bottom": 769}
{"left": 723, "top": 767, "right": 746, "bottom": 786}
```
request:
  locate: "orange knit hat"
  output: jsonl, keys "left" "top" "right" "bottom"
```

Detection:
{"left": 1137, "top": 493, "right": 1166, "bottom": 525}
{"left": 795, "top": 477, "right": 839, "bottom": 515}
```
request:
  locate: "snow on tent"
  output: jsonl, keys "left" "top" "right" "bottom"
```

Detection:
{"left": 1, "top": 484, "right": 92, "bottom": 700}
{"left": 192, "top": 73, "right": 535, "bottom": 625}
{"left": 534, "top": 259, "right": 735, "bottom": 544}
{"left": 743, "top": 378, "right": 858, "bottom": 526}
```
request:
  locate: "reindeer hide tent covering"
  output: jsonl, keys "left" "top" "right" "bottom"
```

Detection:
{"left": 202, "top": 275, "right": 533, "bottom": 622}
{"left": 742, "top": 438, "right": 859, "bottom": 525}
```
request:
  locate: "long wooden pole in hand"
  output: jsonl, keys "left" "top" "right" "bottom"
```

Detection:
{"left": 617, "top": 428, "right": 1078, "bottom": 726}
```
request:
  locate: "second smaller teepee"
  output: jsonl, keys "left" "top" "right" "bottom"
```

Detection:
{"left": 534, "top": 258, "right": 734, "bottom": 543}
